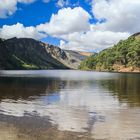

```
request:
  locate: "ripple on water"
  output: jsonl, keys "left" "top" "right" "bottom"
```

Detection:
{"left": 0, "top": 70, "right": 140, "bottom": 140}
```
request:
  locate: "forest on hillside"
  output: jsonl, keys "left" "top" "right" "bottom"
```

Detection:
{"left": 79, "top": 36, "right": 140, "bottom": 72}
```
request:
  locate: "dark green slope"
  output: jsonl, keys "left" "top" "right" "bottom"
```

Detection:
{"left": 79, "top": 33, "right": 140, "bottom": 72}
{"left": 0, "top": 38, "right": 68, "bottom": 70}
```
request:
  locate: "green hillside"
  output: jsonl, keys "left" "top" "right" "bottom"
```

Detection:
{"left": 79, "top": 34, "right": 140, "bottom": 72}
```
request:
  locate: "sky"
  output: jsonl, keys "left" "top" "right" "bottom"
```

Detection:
{"left": 0, "top": 0, "right": 140, "bottom": 52}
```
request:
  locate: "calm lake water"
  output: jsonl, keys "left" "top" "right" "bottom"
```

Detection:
{"left": 0, "top": 70, "right": 140, "bottom": 140}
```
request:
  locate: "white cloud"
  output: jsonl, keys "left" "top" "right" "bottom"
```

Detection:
{"left": 18, "top": 0, "right": 35, "bottom": 3}
{"left": 1, "top": 0, "right": 139, "bottom": 52}
{"left": 60, "top": 40, "right": 66, "bottom": 46}
{"left": 37, "top": 4, "right": 130, "bottom": 51}
{"left": 59, "top": 0, "right": 140, "bottom": 51}
{"left": 92, "top": 0, "right": 140, "bottom": 34}
{"left": 60, "top": 31, "right": 130, "bottom": 51}
{"left": 0, "top": 0, "right": 17, "bottom": 18}
{"left": 37, "top": 7, "right": 91, "bottom": 36}
{"left": 0, "top": 0, "right": 35, "bottom": 18}
{"left": 0, "top": 23, "right": 46, "bottom": 39}
{"left": 56, "top": 0, "right": 69, "bottom": 7}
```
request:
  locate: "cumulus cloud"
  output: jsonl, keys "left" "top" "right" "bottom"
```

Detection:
{"left": 37, "top": 2, "right": 136, "bottom": 51}
{"left": 37, "top": 7, "right": 91, "bottom": 36}
{"left": 92, "top": 0, "right": 140, "bottom": 34}
{"left": 59, "top": 31, "right": 130, "bottom": 51}
{"left": 0, "top": 23, "right": 46, "bottom": 39}
{"left": 56, "top": 0, "right": 69, "bottom": 7}
{"left": 0, "top": 0, "right": 35, "bottom": 18}
{"left": 1, "top": 0, "right": 139, "bottom": 52}
{"left": 59, "top": 0, "right": 140, "bottom": 51}
{"left": 18, "top": 0, "right": 36, "bottom": 3}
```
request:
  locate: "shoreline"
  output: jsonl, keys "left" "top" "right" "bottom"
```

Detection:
{"left": 0, "top": 69, "right": 140, "bottom": 75}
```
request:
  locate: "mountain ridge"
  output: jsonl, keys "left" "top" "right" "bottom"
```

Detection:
{"left": 0, "top": 37, "right": 89, "bottom": 70}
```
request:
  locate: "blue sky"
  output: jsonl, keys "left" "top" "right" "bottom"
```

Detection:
{"left": 0, "top": 0, "right": 139, "bottom": 52}
{"left": 0, "top": 0, "right": 94, "bottom": 27}
{"left": 0, "top": 0, "right": 95, "bottom": 46}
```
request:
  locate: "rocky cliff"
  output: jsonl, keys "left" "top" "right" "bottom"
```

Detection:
{"left": 0, "top": 37, "right": 87, "bottom": 70}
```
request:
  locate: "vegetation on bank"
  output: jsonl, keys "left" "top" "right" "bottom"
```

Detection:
{"left": 79, "top": 36, "right": 140, "bottom": 72}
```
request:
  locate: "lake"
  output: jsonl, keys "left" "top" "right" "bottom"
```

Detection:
{"left": 0, "top": 70, "right": 140, "bottom": 140}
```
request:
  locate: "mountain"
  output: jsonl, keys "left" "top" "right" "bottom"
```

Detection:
{"left": 79, "top": 33, "right": 140, "bottom": 72}
{"left": 0, "top": 37, "right": 88, "bottom": 70}
{"left": 45, "top": 46, "right": 91, "bottom": 69}
{"left": 77, "top": 51, "right": 94, "bottom": 57}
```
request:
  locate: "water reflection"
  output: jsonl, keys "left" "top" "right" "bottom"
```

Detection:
{"left": 0, "top": 77, "right": 60, "bottom": 100}
{"left": 100, "top": 74, "right": 140, "bottom": 107}
{"left": 0, "top": 70, "right": 140, "bottom": 140}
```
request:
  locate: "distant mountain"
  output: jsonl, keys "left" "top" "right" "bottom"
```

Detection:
{"left": 45, "top": 46, "right": 91, "bottom": 69}
{"left": 77, "top": 51, "right": 94, "bottom": 57}
{"left": 0, "top": 37, "right": 88, "bottom": 70}
{"left": 79, "top": 33, "right": 140, "bottom": 72}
